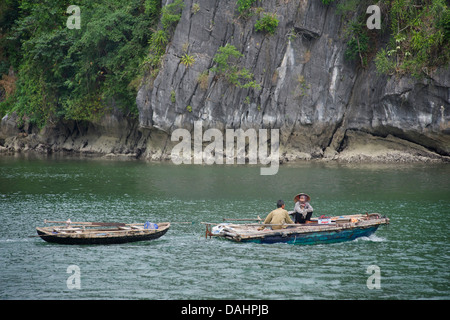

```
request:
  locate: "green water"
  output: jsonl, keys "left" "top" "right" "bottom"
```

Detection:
{"left": 0, "top": 155, "right": 449, "bottom": 299}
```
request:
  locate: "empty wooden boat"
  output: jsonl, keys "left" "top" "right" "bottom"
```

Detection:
{"left": 36, "top": 220, "right": 170, "bottom": 245}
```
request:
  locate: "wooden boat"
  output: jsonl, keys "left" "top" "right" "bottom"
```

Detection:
{"left": 202, "top": 213, "right": 389, "bottom": 245}
{"left": 36, "top": 220, "right": 170, "bottom": 245}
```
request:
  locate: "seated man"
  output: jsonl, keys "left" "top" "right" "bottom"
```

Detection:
{"left": 293, "top": 193, "right": 313, "bottom": 224}
{"left": 261, "top": 200, "right": 294, "bottom": 230}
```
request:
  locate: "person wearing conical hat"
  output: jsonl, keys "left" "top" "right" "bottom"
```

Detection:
{"left": 293, "top": 193, "right": 313, "bottom": 224}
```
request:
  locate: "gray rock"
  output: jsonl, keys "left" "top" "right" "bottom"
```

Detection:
{"left": 136, "top": 0, "right": 450, "bottom": 161}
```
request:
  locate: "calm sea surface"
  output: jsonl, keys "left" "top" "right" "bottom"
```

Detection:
{"left": 0, "top": 155, "right": 448, "bottom": 300}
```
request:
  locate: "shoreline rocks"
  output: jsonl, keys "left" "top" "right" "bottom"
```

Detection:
{"left": 1, "top": 112, "right": 448, "bottom": 164}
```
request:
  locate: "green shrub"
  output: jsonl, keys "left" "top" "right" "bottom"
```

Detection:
{"left": 343, "top": 20, "right": 370, "bottom": 67}
{"left": 439, "top": 9, "right": 450, "bottom": 41}
{"left": 254, "top": 13, "right": 279, "bottom": 35}
{"left": 375, "top": 0, "right": 450, "bottom": 77}
{"left": 180, "top": 54, "right": 195, "bottom": 67}
{"left": 150, "top": 30, "right": 168, "bottom": 54}
{"left": 237, "top": 0, "right": 258, "bottom": 14}
{"left": 161, "top": 0, "right": 184, "bottom": 31}
{"left": 212, "top": 44, "right": 260, "bottom": 90}
{"left": 212, "top": 44, "right": 243, "bottom": 73}
{"left": 375, "top": 48, "right": 396, "bottom": 75}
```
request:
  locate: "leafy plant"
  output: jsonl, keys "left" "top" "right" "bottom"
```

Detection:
{"left": 144, "top": 1, "right": 184, "bottom": 82}
{"left": 438, "top": 8, "right": 450, "bottom": 41}
{"left": 212, "top": 44, "right": 260, "bottom": 90}
{"left": 344, "top": 21, "right": 370, "bottom": 67}
{"left": 374, "top": 0, "right": 450, "bottom": 77}
{"left": 191, "top": 3, "right": 200, "bottom": 14}
{"left": 150, "top": 30, "right": 168, "bottom": 54}
{"left": 212, "top": 44, "right": 243, "bottom": 73}
{"left": 161, "top": 0, "right": 184, "bottom": 31}
{"left": 180, "top": 53, "right": 195, "bottom": 67}
{"left": 237, "top": 0, "right": 258, "bottom": 14}
{"left": 375, "top": 48, "right": 396, "bottom": 75}
{"left": 254, "top": 13, "right": 279, "bottom": 35}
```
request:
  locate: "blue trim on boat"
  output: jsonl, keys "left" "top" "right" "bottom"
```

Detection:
{"left": 241, "top": 225, "right": 379, "bottom": 245}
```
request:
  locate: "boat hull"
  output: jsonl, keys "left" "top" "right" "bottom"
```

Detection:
{"left": 207, "top": 214, "right": 389, "bottom": 245}
{"left": 36, "top": 224, "right": 170, "bottom": 245}
{"left": 241, "top": 225, "right": 379, "bottom": 245}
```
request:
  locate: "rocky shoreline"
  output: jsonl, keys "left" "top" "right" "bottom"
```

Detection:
{"left": 1, "top": 111, "right": 448, "bottom": 164}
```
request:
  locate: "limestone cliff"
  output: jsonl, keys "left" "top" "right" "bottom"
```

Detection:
{"left": 1, "top": 0, "right": 449, "bottom": 163}
{"left": 136, "top": 0, "right": 450, "bottom": 162}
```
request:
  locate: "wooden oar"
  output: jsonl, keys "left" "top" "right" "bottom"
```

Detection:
{"left": 44, "top": 220, "right": 191, "bottom": 226}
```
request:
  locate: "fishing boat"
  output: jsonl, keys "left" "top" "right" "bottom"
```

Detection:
{"left": 36, "top": 220, "right": 170, "bottom": 245}
{"left": 202, "top": 213, "right": 389, "bottom": 245}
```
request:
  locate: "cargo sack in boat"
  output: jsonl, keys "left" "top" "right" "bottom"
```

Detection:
{"left": 318, "top": 215, "right": 331, "bottom": 224}
{"left": 144, "top": 221, "right": 158, "bottom": 229}
{"left": 212, "top": 224, "right": 230, "bottom": 234}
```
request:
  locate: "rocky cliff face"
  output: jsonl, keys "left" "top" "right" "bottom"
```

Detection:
{"left": 1, "top": 0, "right": 449, "bottom": 163}
{"left": 136, "top": 0, "right": 450, "bottom": 162}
